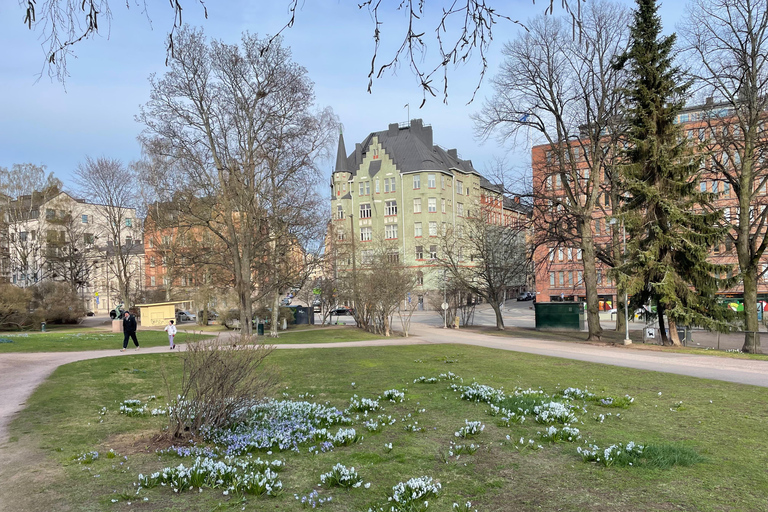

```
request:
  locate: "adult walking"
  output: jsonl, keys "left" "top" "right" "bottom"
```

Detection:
{"left": 121, "top": 311, "right": 139, "bottom": 352}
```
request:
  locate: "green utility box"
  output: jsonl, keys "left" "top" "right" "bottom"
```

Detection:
{"left": 534, "top": 302, "right": 585, "bottom": 331}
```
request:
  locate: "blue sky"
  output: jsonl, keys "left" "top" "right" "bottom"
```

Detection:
{"left": 0, "top": 1, "right": 686, "bottom": 192}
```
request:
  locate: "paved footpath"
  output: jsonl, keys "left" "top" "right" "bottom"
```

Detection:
{"left": 2, "top": 327, "right": 768, "bottom": 443}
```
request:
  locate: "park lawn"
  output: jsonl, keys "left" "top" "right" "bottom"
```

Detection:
{"left": 270, "top": 326, "right": 389, "bottom": 344}
{"left": 475, "top": 326, "right": 768, "bottom": 360}
{"left": 0, "top": 329, "right": 212, "bottom": 353}
{"left": 5, "top": 344, "right": 768, "bottom": 511}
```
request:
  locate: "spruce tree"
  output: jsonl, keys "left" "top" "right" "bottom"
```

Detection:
{"left": 619, "top": 0, "right": 732, "bottom": 345}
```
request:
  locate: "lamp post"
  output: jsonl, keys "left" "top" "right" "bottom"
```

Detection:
{"left": 610, "top": 217, "right": 631, "bottom": 345}
{"left": 443, "top": 268, "right": 447, "bottom": 329}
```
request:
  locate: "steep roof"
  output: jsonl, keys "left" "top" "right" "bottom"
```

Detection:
{"left": 334, "top": 119, "right": 481, "bottom": 177}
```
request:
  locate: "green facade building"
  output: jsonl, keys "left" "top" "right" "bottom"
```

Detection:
{"left": 330, "top": 119, "right": 529, "bottom": 306}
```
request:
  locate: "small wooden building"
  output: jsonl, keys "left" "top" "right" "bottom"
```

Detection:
{"left": 135, "top": 301, "right": 186, "bottom": 327}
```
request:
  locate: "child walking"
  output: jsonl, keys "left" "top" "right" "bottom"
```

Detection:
{"left": 164, "top": 319, "right": 177, "bottom": 350}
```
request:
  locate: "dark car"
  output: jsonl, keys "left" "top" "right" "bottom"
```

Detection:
{"left": 330, "top": 306, "right": 354, "bottom": 316}
{"left": 517, "top": 292, "right": 535, "bottom": 301}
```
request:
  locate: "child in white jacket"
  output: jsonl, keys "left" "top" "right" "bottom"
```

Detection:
{"left": 164, "top": 319, "right": 177, "bottom": 349}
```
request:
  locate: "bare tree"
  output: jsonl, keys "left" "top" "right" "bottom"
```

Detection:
{"left": 680, "top": 0, "right": 768, "bottom": 353}
{"left": 44, "top": 210, "right": 95, "bottom": 296}
{"left": 0, "top": 164, "right": 62, "bottom": 287}
{"left": 74, "top": 156, "right": 141, "bottom": 307}
{"left": 474, "top": 1, "right": 630, "bottom": 340}
{"left": 437, "top": 206, "right": 529, "bottom": 330}
{"left": 139, "top": 27, "right": 335, "bottom": 335}
{"left": 20, "top": 1, "right": 580, "bottom": 101}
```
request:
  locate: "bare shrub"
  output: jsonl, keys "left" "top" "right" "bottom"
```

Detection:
{"left": 164, "top": 334, "right": 277, "bottom": 439}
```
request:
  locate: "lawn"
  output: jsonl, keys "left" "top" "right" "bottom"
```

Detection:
{"left": 5, "top": 344, "right": 768, "bottom": 511}
{"left": 0, "top": 329, "right": 212, "bottom": 352}
{"left": 271, "top": 326, "right": 388, "bottom": 344}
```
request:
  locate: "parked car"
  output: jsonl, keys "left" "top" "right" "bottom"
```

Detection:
{"left": 281, "top": 297, "right": 292, "bottom": 306}
{"left": 330, "top": 306, "right": 355, "bottom": 316}
{"left": 85, "top": 311, "right": 95, "bottom": 317}
{"left": 176, "top": 310, "right": 197, "bottom": 322}
{"left": 517, "top": 292, "right": 535, "bottom": 301}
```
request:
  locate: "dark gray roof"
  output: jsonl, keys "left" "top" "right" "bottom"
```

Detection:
{"left": 334, "top": 119, "right": 480, "bottom": 177}
{"left": 334, "top": 132, "right": 349, "bottom": 173}
{"left": 503, "top": 196, "right": 533, "bottom": 216}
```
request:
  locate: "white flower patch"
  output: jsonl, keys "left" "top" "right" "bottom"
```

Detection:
{"left": 387, "top": 476, "right": 441, "bottom": 511}
{"left": 451, "top": 382, "right": 505, "bottom": 404}
{"left": 319, "top": 463, "right": 363, "bottom": 488}
{"left": 455, "top": 420, "right": 485, "bottom": 438}
{"left": 561, "top": 387, "right": 594, "bottom": 400}
{"left": 538, "top": 426, "right": 581, "bottom": 443}
{"left": 577, "top": 441, "right": 645, "bottom": 467}
{"left": 346, "top": 395, "right": 382, "bottom": 413}
{"left": 382, "top": 389, "right": 406, "bottom": 403}
{"left": 330, "top": 428, "right": 360, "bottom": 446}
{"left": 533, "top": 402, "right": 577, "bottom": 424}
{"left": 138, "top": 456, "right": 284, "bottom": 495}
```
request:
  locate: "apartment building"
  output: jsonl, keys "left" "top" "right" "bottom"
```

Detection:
{"left": 3, "top": 191, "right": 143, "bottom": 312}
{"left": 330, "top": 119, "right": 531, "bottom": 305}
{"left": 533, "top": 99, "right": 768, "bottom": 307}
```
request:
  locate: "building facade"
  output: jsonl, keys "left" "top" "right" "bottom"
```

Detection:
{"left": 2, "top": 191, "right": 144, "bottom": 312}
{"left": 532, "top": 99, "right": 768, "bottom": 308}
{"left": 330, "top": 119, "right": 531, "bottom": 306}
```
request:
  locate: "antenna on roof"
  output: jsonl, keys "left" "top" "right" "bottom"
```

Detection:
{"left": 404, "top": 103, "right": 410, "bottom": 125}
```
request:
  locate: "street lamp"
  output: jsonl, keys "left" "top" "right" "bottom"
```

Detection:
{"left": 610, "top": 217, "right": 632, "bottom": 345}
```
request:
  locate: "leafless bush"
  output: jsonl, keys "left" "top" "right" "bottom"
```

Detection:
{"left": 164, "top": 334, "right": 277, "bottom": 439}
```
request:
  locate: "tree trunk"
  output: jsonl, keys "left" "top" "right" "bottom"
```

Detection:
{"left": 615, "top": 294, "right": 627, "bottom": 333}
{"left": 578, "top": 218, "right": 602, "bottom": 341}
{"left": 270, "top": 291, "right": 281, "bottom": 337}
{"left": 490, "top": 302, "right": 505, "bottom": 330}
{"left": 657, "top": 302, "right": 668, "bottom": 345}
{"left": 667, "top": 317, "right": 682, "bottom": 346}
{"left": 741, "top": 265, "right": 760, "bottom": 353}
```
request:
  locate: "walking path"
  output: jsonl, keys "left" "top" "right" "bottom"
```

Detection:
{"left": 2, "top": 327, "right": 768, "bottom": 443}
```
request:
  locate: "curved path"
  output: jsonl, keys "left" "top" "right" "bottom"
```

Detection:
{"left": 2, "top": 326, "right": 768, "bottom": 443}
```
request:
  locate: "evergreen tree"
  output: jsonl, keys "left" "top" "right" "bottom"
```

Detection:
{"left": 618, "top": 0, "right": 732, "bottom": 345}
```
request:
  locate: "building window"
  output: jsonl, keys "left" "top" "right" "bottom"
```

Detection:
{"left": 361, "top": 250, "right": 373, "bottom": 265}
{"left": 415, "top": 245, "right": 423, "bottom": 259}
{"left": 84, "top": 233, "right": 94, "bottom": 245}
{"left": 428, "top": 198, "right": 437, "bottom": 213}
{"left": 19, "top": 232, "right": 28, "bottom": 242}
{"left": 81, "top": 215, "right": 88, "bottom": 224}
{"left": 384, "top": 178, "right": 391, "bottom": 193}
{"left": 337, "top": 229, "right": 346, "bottom": 241}
{"left": 700, "top": 181, "right": 707, "bottom": 193}
{"left": 441, "top": 198, "right": 446, "bottom": 213}
{"left": 558, "top": 248, "right": 563, "bottom": 261}
{"left": 429, "top": 245, "right": 438, "bottom": 259}
{"left": 150, "top": 257, "right": 156, "bottom": 268}
{"left": 413, "top": 175, "right": 421, "bottom": 189}
{"left": 385, "top": 200, "right": 398, "bottom": 216}
{"left": 360, "top": 227, "right": 372, "bottom": 241}
{"left": 46, "top": 208, "right": 55, "bottom": 219}
{"left": 441, "top": 175, "right": 446, "bottom": 189}
{"left": 150, "top": 276, "right": 156, "bottom": 286}
{"left": 457, "top": 203, "right": 464, "bottom": 217}
{"left": 567, "top": 248, "right": 573, "bottom": 261}
{"left": 148, "top": 238, "right": 154, "bottom": 248}
{"left": 385, "top": 224, "right": 398, "bottom": 239}
{"left": 375, "top": 179, "right": 380, "bottom": 193}
{"left": 712, "top": 181, "right": 719, "bottom": 194}
{"left": 559, "top": 271, "right": 564, "bottom": 286}
{"left": 387, "top": 251, "right": 400, "bottom": 263}
{"left": 413, "top": 198, "right": 422, "bottom": 213}
{"left": 384, "top": 177, "right": 396, "bottom": 193}
{"left": 550, "top": 272, "right": 555, "bottom": 286}
{"left": 417, "top": 271, "right": 424, "bottom": 285}
{"left": 414, "top": 222, "right": 423, "bottom": 237}
{"left": 125, "top": 218, "right": 133, "bottom": 227}
{"left": 360, "top": 203, "right": 371, "bottom": 219}
{"left": 568, "top": 271, "right": 573, "bottom": 286}
{"left": 578, "top": 271, "right": 583, "bottom": 284}
{"left": 724, "top": 181, "right": 730, "bottom": 197}
{"left": 597, "top": 269, "right": 603, "bottom": 284}
{"left": 337, "top": 204, "right": 344, "bottom": 219}
{"left": 428, "top": 174, "right": 436, "bottom": 188}
{"left": 359, "top": 182, "right": 365, "bottom": 195}
{"left": 577, "top": 248, "right": 582, "bottom": 260}
{"left": 457, "top": 181, "right": 464, "bottom": 194}
{"left": 429, "top": 221, "right": 437, "bottom": 236}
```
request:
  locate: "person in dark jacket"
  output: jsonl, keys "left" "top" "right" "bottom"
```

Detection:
{"left": 121, "top": 311, "right": 140, "bottom": 351}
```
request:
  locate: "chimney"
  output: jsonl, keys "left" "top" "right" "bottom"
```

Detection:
{"left": 355, "top": 143, "right": 362, "bottom": 163}
{"left": 514, "top": 196, "right": 520, "bottom": 203}
{"left": 705, "top": 96, "right": 714, "bottom": 106}
{"left": 388, "top": 123, "right": 399, "bottom": 136}
{"left": 448, "top": 149, "right": 458, "bottom": 159}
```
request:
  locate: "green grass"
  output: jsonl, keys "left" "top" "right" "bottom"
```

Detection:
{"left": 0, "top": 329, "right": 211, "bottom": 352}
{"left": 267, "top": 326, "right": 388, "bottom": 344}
{"left": 6, "top": 345, "right": 768, "bottom": 511}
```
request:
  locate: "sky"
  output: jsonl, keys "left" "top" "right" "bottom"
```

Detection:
{"left": 0, "top": 1, "right": 687, "bottom": 194}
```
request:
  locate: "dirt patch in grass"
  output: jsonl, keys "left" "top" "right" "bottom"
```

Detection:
{"left": 103, "top": 430, "right": 176, "bottom": 457}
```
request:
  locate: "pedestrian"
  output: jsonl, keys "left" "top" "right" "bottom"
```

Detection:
{"left": 164, "top": 319, "right": 177, "bottom": 350}
{"left": 121, "top": 311, "right": 139, "bottom": 352}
